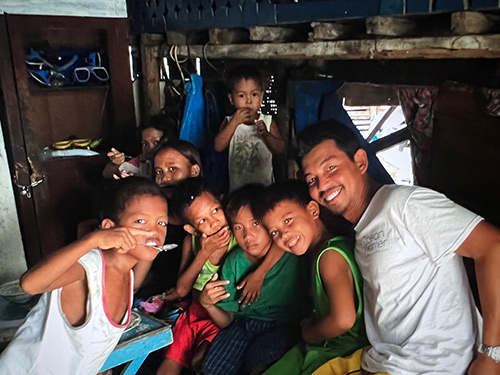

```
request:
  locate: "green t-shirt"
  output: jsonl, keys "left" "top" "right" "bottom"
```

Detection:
{"left": 216, "top": 247, "right": 309, "bottom": 322}
{"left": 192, "top": 233, "right": 239, "bottom": 291}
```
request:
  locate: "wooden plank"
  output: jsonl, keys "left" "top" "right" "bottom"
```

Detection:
{"left": 209, "top": 28, "right": 249, "bottom": 45}
{"left": 451, "top": 11, "right": 500, "bottom": 35}
{"left": 366, "top": 106, "right": 397, "bottom": 142}
{"left": 172, "top": 34, "right": 500, "bottom": 60}
{"left": 141, "top": 34, "right": 163, "bottom": 117}
{"left": 249, "top": 26, "right": 300, "bottom": 43}
{"left": 366, "top": 16, "right": 418, "bottom": 37}
{"left": 309, "top": 21, "right": 364, "bottom": 41}
{"left": 371, "top": 127, "right": 409, "bottom": 152}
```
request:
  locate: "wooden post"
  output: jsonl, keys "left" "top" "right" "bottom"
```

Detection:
{"left": 140, "top": 33, "right": 165, "bottom": 118}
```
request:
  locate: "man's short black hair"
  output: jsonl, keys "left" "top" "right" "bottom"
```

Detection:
{"left": 170, "top": 177, "right": 218, "bottom": 223}
{"left": 226, "top": 65, "right": 263, "bottom": 93}
{"left": 96, "top": 177, "right": 166, "bottom": 223}
{"left": 296, "top": 119, "right": 362, "bottom": 163}
{"left": 252, "top": 179, "right": 312, "bottom": 221}
{"left": 223, "top": 184, "right": 265, "bottom": 227}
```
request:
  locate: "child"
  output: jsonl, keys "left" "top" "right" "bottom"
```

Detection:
{"left": 253, "top": 180, "right": 368, "bottom": 375}
{"left": 156, "top": 178, "right": 285, "bottom": 375}
{"left": 156, "top": 177, "right": 236, "bottom": 375}
{"left": 134, "top": 140, "right": 203, "bottom": 300}
{"left": 154, "top": 140, "right": 202, "bottom": 198}
{"left": 200, "top": 184, "right": 308, "bottom": 375}
{"left": 103, "top": 113, "right": 178, "bottom": 179}
{"left": 214, "top": 65, "right": 285, "bottom": 192}
{"left": 0, "top": 177, "right": 168, "bottom": 375}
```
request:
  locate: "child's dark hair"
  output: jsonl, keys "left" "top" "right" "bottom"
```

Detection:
{"left": 154, "top": 140, "right": 203, "bottom": 176}
{"left": 170, "top": 177, "right": 218, "bottom": 223}
{"left": 252, "top": 179, "right": 312, "bottom": 221}
{"left": 96, "top": 177, "right": 166, "bottom": 222}
{"left": 139, "top": 113, "right": 178, "bottom": 144}
{"left": 296, "top": 119, "right": 362, "bottom": 163}
{"left": 224, "top": 184, "right": 265, "bottom": 227}
{"left": 226, "top": 65, "right": 263, "bottom": 93}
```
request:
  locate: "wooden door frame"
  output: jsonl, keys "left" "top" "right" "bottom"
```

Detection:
{"left": 0, "top": 15, "right": 42, "bottom": 266}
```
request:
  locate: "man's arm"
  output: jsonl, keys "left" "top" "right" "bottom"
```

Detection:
{"left": 301, "top": 249, "right": 357, "bottom": 344}
{"left": 455, "top": 220, "right": 500, "bottom": 374}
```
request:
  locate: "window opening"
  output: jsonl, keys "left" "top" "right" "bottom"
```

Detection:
{"left": 343, "top": 100, "right": 413, "bottom": 185}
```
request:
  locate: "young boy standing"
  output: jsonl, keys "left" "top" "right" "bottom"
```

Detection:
{"left": 253, "top": 180, "right": 368, "bottom": 375}
{"left": 214, "top": 65, "right": 284, "bottom": 192}
{"left": 0, "top": 177, "right": 168, "bottom": 375}
{"left": 200, "top": 184, "right": 308, "bottom": 375}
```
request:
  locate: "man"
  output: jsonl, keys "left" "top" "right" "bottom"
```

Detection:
{"left": 297, "top": 119, "right": 500, "bottom": 375}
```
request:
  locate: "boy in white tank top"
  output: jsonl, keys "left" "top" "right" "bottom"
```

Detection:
{"left": 214, "top": 65, "right": 285, "bottom": 193}
{"left": 0, "top": 177, "right": 168, "bottom": 375}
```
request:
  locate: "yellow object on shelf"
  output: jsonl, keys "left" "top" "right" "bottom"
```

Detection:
{"left": 52, "top": 138, "right": 92, "bottom": 150}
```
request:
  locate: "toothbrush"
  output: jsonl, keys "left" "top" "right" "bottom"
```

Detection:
{"left": 138, "top": 243, "right": 178, "bottom": 252}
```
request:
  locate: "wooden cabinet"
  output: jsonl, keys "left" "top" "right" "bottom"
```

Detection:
{"left": 0, "top": 15, "right": 135, "bottom": 265}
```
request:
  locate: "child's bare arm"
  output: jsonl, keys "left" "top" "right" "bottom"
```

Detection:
{"left": 301, "top": 250, "right": 357, "bottom": 344}
{"left": 21, "top": 227, "right": 151, "bottom": 295}
{"left": 214, "top": 109, "right": 252, "bottom": 151}
{"left": 237, "top": 245, "right": 284, "bottom": 306}
{"left": 164, "top": 227, "right": 230, "bottom": 301}
{"left": 200, "top": 273, "right": 234, "bottom": 328}
{"left": 102, "top": 148, "right": 125, "bottom": 178}
{"left": 255, "top": 119, "right": 285, "bottom": 154}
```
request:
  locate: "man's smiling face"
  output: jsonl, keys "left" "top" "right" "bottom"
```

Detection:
{"left": 302, "top": 139, "right": 367, "bottom": 223}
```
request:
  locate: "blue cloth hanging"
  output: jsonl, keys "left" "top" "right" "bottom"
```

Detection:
{"left": 179, "top": 74, "right": 207, "bottom": 149}
{"left": 294, "top": 80, "right": 393, "bottom": 185}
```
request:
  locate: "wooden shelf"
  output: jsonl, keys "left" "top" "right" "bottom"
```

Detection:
{"left": 28, "top": 84, "right": 110, "bottom": 94}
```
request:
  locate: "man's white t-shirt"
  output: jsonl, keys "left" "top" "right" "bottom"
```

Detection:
{"left": 354, "top": 185, "right": 483, "bottom": 375}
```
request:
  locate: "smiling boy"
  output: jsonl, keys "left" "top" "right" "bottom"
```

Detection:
{"left": 200, "top": 184, "right": 307, "bottom": 375}
{"left": 252, "top": 180, "right": 368, "bottom": 375}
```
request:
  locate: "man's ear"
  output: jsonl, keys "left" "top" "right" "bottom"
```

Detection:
{"left": 306, "top": 201, "right": 321, "bottom": 220}
{"left": 190, "top": 164, "right": 201, "bottom": 177}
{"left": 100, "top": 218, "right": 115, "bottom": 229}
{"left": 183, "top": 224, "right": 197, "bottom": 235}
{"left": 353, "top": 148, "right": 369, "bottom": 174}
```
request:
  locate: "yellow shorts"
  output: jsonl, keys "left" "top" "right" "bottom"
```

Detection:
{"left": 311, "top": 348, "right": 391, "bottom": 375}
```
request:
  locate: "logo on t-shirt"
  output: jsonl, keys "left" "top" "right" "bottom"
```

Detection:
{"left": 358, "top": 229, "right": 388, "bottom": 254}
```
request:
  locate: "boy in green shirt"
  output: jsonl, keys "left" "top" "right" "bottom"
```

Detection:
{"left": 254, "top": 180, "right": 368, "bottom": 375}
{"left": 200, "top": 184, "right": 309, "bottom": 375}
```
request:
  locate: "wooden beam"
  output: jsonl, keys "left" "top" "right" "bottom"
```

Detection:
{"left": 366, "top": 16, "right": 417, "bottom": 37}
{"left": 451, "top": 11, "right": 500, "bottom": 35}
{"left": 141, "top": 34, "right": 164, "bottom": 117}
{"left": 371, "top": 127, "right": 409, "bottom": 152}
{"left": 366, "top": 106, "right": 397, "bottom": 143}
{"left": 310, "top": 21, "right": 364, "bottom": 41}
{"left": 249, "top": 26, "right": 300, "bottom": 43}
{"left": 172, "top": 34, "right": 500, "bottom": 60}
{"left": 209, "top": 28, "right": 249, "bottom": 45}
